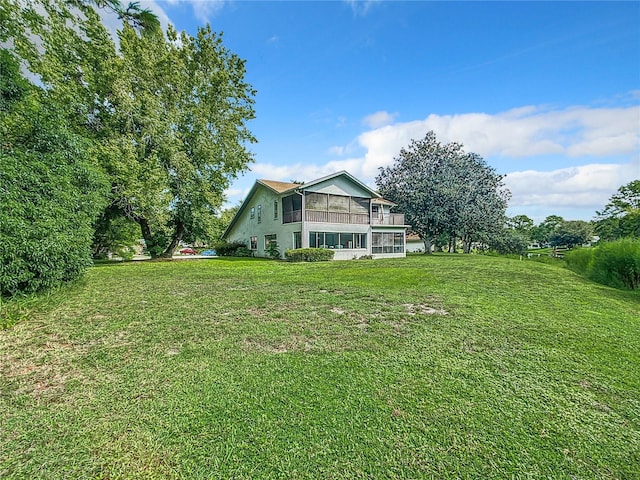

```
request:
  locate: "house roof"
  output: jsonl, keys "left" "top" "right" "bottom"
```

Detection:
{"left": 258, "top": 179, "right": 300, "bottom": 194}
{"left": 372, "top": 197, "right": 396, "bottom": 206}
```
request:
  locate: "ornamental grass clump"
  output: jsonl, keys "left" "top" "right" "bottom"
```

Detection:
{"left": 565, "top": 238, "right": 640, "bottom": 290}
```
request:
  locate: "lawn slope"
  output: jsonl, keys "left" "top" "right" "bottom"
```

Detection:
{"left": 1, "top": 255, "right": 638, "bottom": 479}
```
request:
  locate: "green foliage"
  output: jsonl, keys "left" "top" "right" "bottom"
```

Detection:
{"left": 376, "top": 131, "right": 509, "bottom": 253}
{"left": 483, "top": 229, "right": 529, "bottom": 255}
{"left": 564, "top": 247, "right": 594, "bottom": 276}
{"left": 92, "top": 207, "right": 141, "bottom": 259}
{"left": 590, "top": 239, "right": 640, "bottom": 290}
{"left": 215, "top": 241, "right": 250, "bottom": 257}
{"left": 565, "top": 239, "right": 640, "bottom": 290}
{"left": 103, "top": 24, "right": 256, "bottom": 258}
{"left": 3, "top": 0, "right": 255, "bottom": 263}
{"left": 285, "top": 248, "right": 335, "bottom": 262}
{"left": 265, "top": 241, "right": 280, "bottom": 259}
{"left": 506, "top": 214, "right": 534, "bottom": 241}
{"left": 550, "top": 220, "right": 592, "bottom": 248}
{"left": 0, "top": 51, "right": 108, "bottom": 296}
{"left": 594, "top": 181, "right": 640, "bottom": 241}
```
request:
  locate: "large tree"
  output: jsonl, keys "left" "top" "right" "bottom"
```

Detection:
{"left": 376, "top": 131, "right": 509, "bottom": 253}
{"left": 102, "top": 24, "right": 256, "bottom": 257}
{"left": 550, "top": 220, "right": 593, "bottom": 248}
{"left": 594, "top": 180, "right": 640, "bottom": 241}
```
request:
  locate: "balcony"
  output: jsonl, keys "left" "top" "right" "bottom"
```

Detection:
{"left": 372, "top": 213, "right": 405, "bottom": 225}
{"left": 305, "top": 210, "right": 370, "bottom": 224}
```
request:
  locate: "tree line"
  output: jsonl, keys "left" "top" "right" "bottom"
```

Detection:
{"left": 1, "top": 0, "right": 256, "bottom": 296}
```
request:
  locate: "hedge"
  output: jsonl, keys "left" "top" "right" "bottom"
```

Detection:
{"left": 285, "top": 248, "right": 335, "bottom": 262}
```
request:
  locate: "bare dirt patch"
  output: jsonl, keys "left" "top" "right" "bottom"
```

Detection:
{"left": 403, "top": 303, "right": 448, "bottom": 316}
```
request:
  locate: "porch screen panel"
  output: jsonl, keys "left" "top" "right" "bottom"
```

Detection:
{"left": 394, "top": 233, "right": 404, "bottom": 253}
{"left": 350, "top": 197, "right": 369, "bottom": 214}
{"left": 383, "top": 232, "right": 394, "bottom": 253}
{"left": 372, "top": 233, "right": 383, "bottom": 253}
{"left": 328, "top": 195, "right": 350, "bottom": 212}
{"left": 306, "top": 193, "right": 327, "bottom": 210}
{"left": 282, "top": 194, "right": 302, "bottom": 223}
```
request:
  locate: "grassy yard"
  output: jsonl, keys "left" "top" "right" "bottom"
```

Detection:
{"left": 1, "top": 255, "right": 639, "bottom": 479}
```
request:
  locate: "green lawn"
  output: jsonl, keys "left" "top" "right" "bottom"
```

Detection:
{"left": 1, "top": 255, "right": 639, "bottom": 479}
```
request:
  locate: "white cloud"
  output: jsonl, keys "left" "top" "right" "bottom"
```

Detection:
{"left": 505, "top": 162, "right": 639, "bottom": 211}
{"left": 344, "top": 0, "right": 381, "bottom": 16}
{"left": 318, "top": 103, "right": 640, "bottom": 184}
{"left": 362, "top": 110, "right": 398, "bottom": 128}
{"left": 190, "top": 0, "right": 226, "bottom": 23}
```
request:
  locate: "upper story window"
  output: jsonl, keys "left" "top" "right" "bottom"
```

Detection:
{"left": 273, "top": 200, "right": 278, "bottom": 220}
{"left": 250, "top": 207, "right": 255, "bottom": 219}
{"left": 257, "top": 204, "right": 262, "bottom": 223}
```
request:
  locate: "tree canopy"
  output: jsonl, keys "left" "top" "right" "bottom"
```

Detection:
{"left": 594, "top": 180, "right": 640, "bottom": 241}
{"left": 1, "top": 0, "right": 256, "bottom": 296}
{"left": 102, "top": 24, "right": 256, "bottom": 257}
{"left": 375, "top": 131, "right": 510, "bottom": 253}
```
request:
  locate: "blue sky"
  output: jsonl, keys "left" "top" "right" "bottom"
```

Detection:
{"left": 130, "top": 1, "right": 639, "bottom": 222}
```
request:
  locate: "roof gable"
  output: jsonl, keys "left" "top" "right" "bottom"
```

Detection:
{"left": 299, "top": 171, "right": 380, "bottom": 198}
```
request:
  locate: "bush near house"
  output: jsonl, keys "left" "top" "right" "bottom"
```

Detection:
{"left": 285, "top": 248, "right": 335, "bottom": 262}
{"left": 565, "top": 238, "right": 640, "bottom": 290}
{"left": 214, "top": 241, "right": 250, "bottom": 257}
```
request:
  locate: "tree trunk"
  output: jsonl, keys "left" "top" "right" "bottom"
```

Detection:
{"left": 162, "top": 220, "right": 185, "bottom": 258}
{"left": 462, "top": 236, "right": 471, "bottom": 253}
{"left": 135, "top": 216, "right": 159, "bottom": 258}
{"left": 422, "top": 237, "right": 432, "bottom": 254}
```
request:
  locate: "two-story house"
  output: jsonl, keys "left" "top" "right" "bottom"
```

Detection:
{"left": 222, "top": 171, "right": 409, "bottom": 259}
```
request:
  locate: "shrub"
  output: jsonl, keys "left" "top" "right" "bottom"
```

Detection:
{"left": 565, "top": 248, "right": 594, "bottom": 276}
{"left": 235, "top": 247, "right": 254, "bottom": 257}
{"left": 265, "top": 241, "right": 280, "bottom": 259}
{"left": 483, "top": 230, "right": 529, "bottom": 255}
{"left": 214, "top": 241, "right": 249, "bottom": 256}
{"left": 0, "top": 52, "right": 108, "bottom": 296}
{"left": 590, "top": 238, "right": 640, "bottom": 290}
{"left": 285, "top": 248, "right": 335, "bottom": 262}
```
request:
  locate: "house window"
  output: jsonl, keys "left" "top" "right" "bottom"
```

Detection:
{"left": 372, "top": 233, "right": 404, "bottom": 253}
{"left": 274, "top": 200, "right": 278, "bottom": 220}
{"left": 293, "top": 231, "right": 302, "bottom": 249}
{"left": 250, "top": 207, "right": 255, "bottom": 219}
{"left": 264, "top": 234, "right": 277, "bottom": 249}
{"left": 250, "top": 236, "right": 257, "bottom": 250}
{"left": 308, "top": 232, "right": 366, "bottom": 249}
{"left": 257, "top": 205, "right": 262, "bottom": 223}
